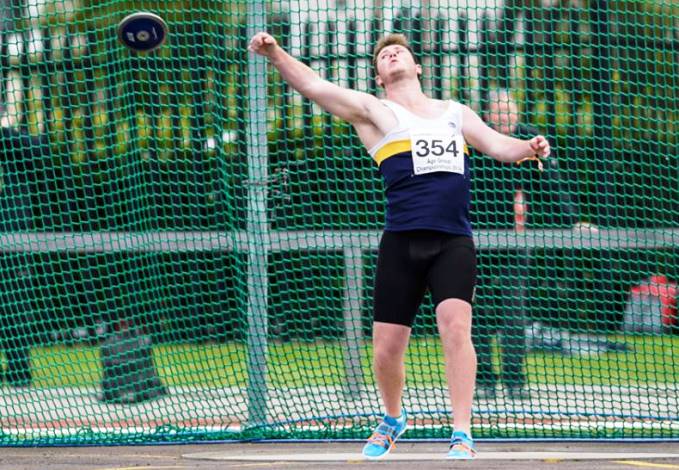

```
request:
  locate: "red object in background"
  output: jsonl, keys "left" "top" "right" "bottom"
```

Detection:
{"left": 513, "top": 188, "right": 527, "bottom": 233}
{"left": 629, "top": 275, "right": 678, "bottom": 327}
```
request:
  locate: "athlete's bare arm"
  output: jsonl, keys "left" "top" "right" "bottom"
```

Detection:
{"left": 248, "top": 32, "right": 396, "bottom": 148}
{"left": 461, "top": 104, "right": 550, "bottom": 164}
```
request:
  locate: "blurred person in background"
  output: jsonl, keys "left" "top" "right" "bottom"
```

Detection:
{"left": 472, "top": 89, "right": 594, "bottom": 400}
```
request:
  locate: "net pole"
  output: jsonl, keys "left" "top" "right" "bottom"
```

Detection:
{"left": 245, "top": 1, "right": 269, "bottom": 428}
{"left": 342, "top": 247, "right": 365, "bottom": 397}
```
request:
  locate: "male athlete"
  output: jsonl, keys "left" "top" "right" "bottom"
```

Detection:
{"left": 249, "top": 31, "right": 549, "bottom": 460}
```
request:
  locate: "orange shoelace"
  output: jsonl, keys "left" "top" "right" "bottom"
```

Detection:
{"left": 367, "top": 432, "right": 396, "bottom": 450}
{"left": 517, "top": 155, "right": 544, "bottom": 172}
{"left": 450, "top": 442, "right": 476, "bottom": 457}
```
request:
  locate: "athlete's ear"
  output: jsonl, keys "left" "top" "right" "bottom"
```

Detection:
{"left": 375, "top": 74, "right": 384, "bottom": 88}
{"left": 416, "top": 64, "right": 422, "bottom": 77}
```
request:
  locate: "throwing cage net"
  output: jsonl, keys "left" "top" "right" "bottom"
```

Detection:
{"left": 0, "top": 0, "right": 677, "bottom": 444}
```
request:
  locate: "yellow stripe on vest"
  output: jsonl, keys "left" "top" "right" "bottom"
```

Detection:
{"left": 373, "top": 139, "right": 411, "bottom": 166}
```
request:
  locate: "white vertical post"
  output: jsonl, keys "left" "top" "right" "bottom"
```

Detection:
{"left": 343, "top": 247, "right": 364, "bottom": 397}
{"left": 245, "top": 2, "right": 269, "bottom": 428}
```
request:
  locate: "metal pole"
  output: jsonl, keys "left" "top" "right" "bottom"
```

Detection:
{"left": 342, "top": 248, "right": 364, "bottom": 397}
{"left": 590, "top": 0, "right": 615, "bottom": 226}
{"left": 245, "top": 1, "right": 269, "bottom": 428}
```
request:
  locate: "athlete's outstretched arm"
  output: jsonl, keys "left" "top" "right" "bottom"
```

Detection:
{"left": 249, "top": 32, "right": 380, "bottom": 126}
{"left": 461, "top": 104, "right": 550, "bottom": 164}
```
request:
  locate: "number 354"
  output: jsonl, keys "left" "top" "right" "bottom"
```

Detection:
{"left": 414, "top": 139, "right": 460, "bottom": 157}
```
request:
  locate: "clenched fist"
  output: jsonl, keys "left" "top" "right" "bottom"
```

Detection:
{"left": 517, "top": 135, "right": 550, "bottom": 171}
{"left": 248, "top": 32, "right": 279, "bottom": 57}
{"left": 528, "top": 135, "right": 550, "bottom": 158}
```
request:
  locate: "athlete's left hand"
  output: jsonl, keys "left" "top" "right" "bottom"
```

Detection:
{"left": 518, "top": 135, "right": 550, "bottom": 171}
{"left": 529, "top": 135, "right": 550, "bottom": 158}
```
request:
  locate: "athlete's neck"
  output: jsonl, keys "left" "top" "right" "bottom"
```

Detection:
{"left": 384, "top": 79, "right": 430, "bottom": 109}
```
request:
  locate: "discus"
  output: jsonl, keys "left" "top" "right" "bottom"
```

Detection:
{"left": 117, "top": 12, "right": 168, "bottom": 53}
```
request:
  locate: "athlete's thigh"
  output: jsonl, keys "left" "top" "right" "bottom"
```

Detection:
{"left": 427, "top": 235, "right": 477, "bottom": 307}
{"left": 373, "top": 231, "right": 427, "bottom": 327}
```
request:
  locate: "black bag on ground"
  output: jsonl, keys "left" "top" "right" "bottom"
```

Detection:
{"left": 99, "top": 327, "right": 166, "bottom": 404}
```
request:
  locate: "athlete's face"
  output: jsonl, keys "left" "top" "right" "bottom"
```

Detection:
{"left": 375, "top": 44, "right": 421, "bottom": 87}
{"left": 487, "top": 101, "right": 519, "bottom": 135}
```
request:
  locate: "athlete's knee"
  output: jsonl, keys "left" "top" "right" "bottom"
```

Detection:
{"left": 373, "top": 324, "right": 410, "bottom": 367}
{"left": 436, "top": 299, "right": 472, "bottom": 344}
{"left": 373, "top": 349, "right": 402, "bottom": 373}
{"left": 374, "top": 338, "right": 406, "bottom": 365}
{"left": 442, "top": 326, "right": 472, "bottom": 350}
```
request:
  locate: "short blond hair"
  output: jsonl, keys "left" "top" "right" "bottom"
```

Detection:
{"left": 372, "top": 33, "right": 418, "bottom": 76}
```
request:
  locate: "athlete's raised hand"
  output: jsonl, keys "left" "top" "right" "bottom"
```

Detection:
{"left": 248, "top": 32, "right": 279, "bottom": 58}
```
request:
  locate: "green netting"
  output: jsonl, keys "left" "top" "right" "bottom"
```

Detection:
{"left": 0, "top": 0, "right": 677, "bottom": 445}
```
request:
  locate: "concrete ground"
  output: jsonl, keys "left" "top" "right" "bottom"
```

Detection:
{"left": 1, "top": 441, "right": 678, "bottom": 470}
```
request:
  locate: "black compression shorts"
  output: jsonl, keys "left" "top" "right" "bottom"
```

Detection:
{"left": 373, "top": 230, "right": 477, "bottom": 327}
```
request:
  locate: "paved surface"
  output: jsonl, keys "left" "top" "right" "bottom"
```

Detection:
{"left": 1, "top": 442, "right": 678, "bottom": 470}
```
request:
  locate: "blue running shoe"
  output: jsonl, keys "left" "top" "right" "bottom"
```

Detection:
{"left": 447, "top": 430, "right": 477, "bottom": 460}
{"left": 362, "top": 410, "right": 408, "bottom": 460}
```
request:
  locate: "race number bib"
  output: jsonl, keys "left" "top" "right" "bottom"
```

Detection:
{"left": 411, "top": 129, "right": 465, "bottom": 175}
